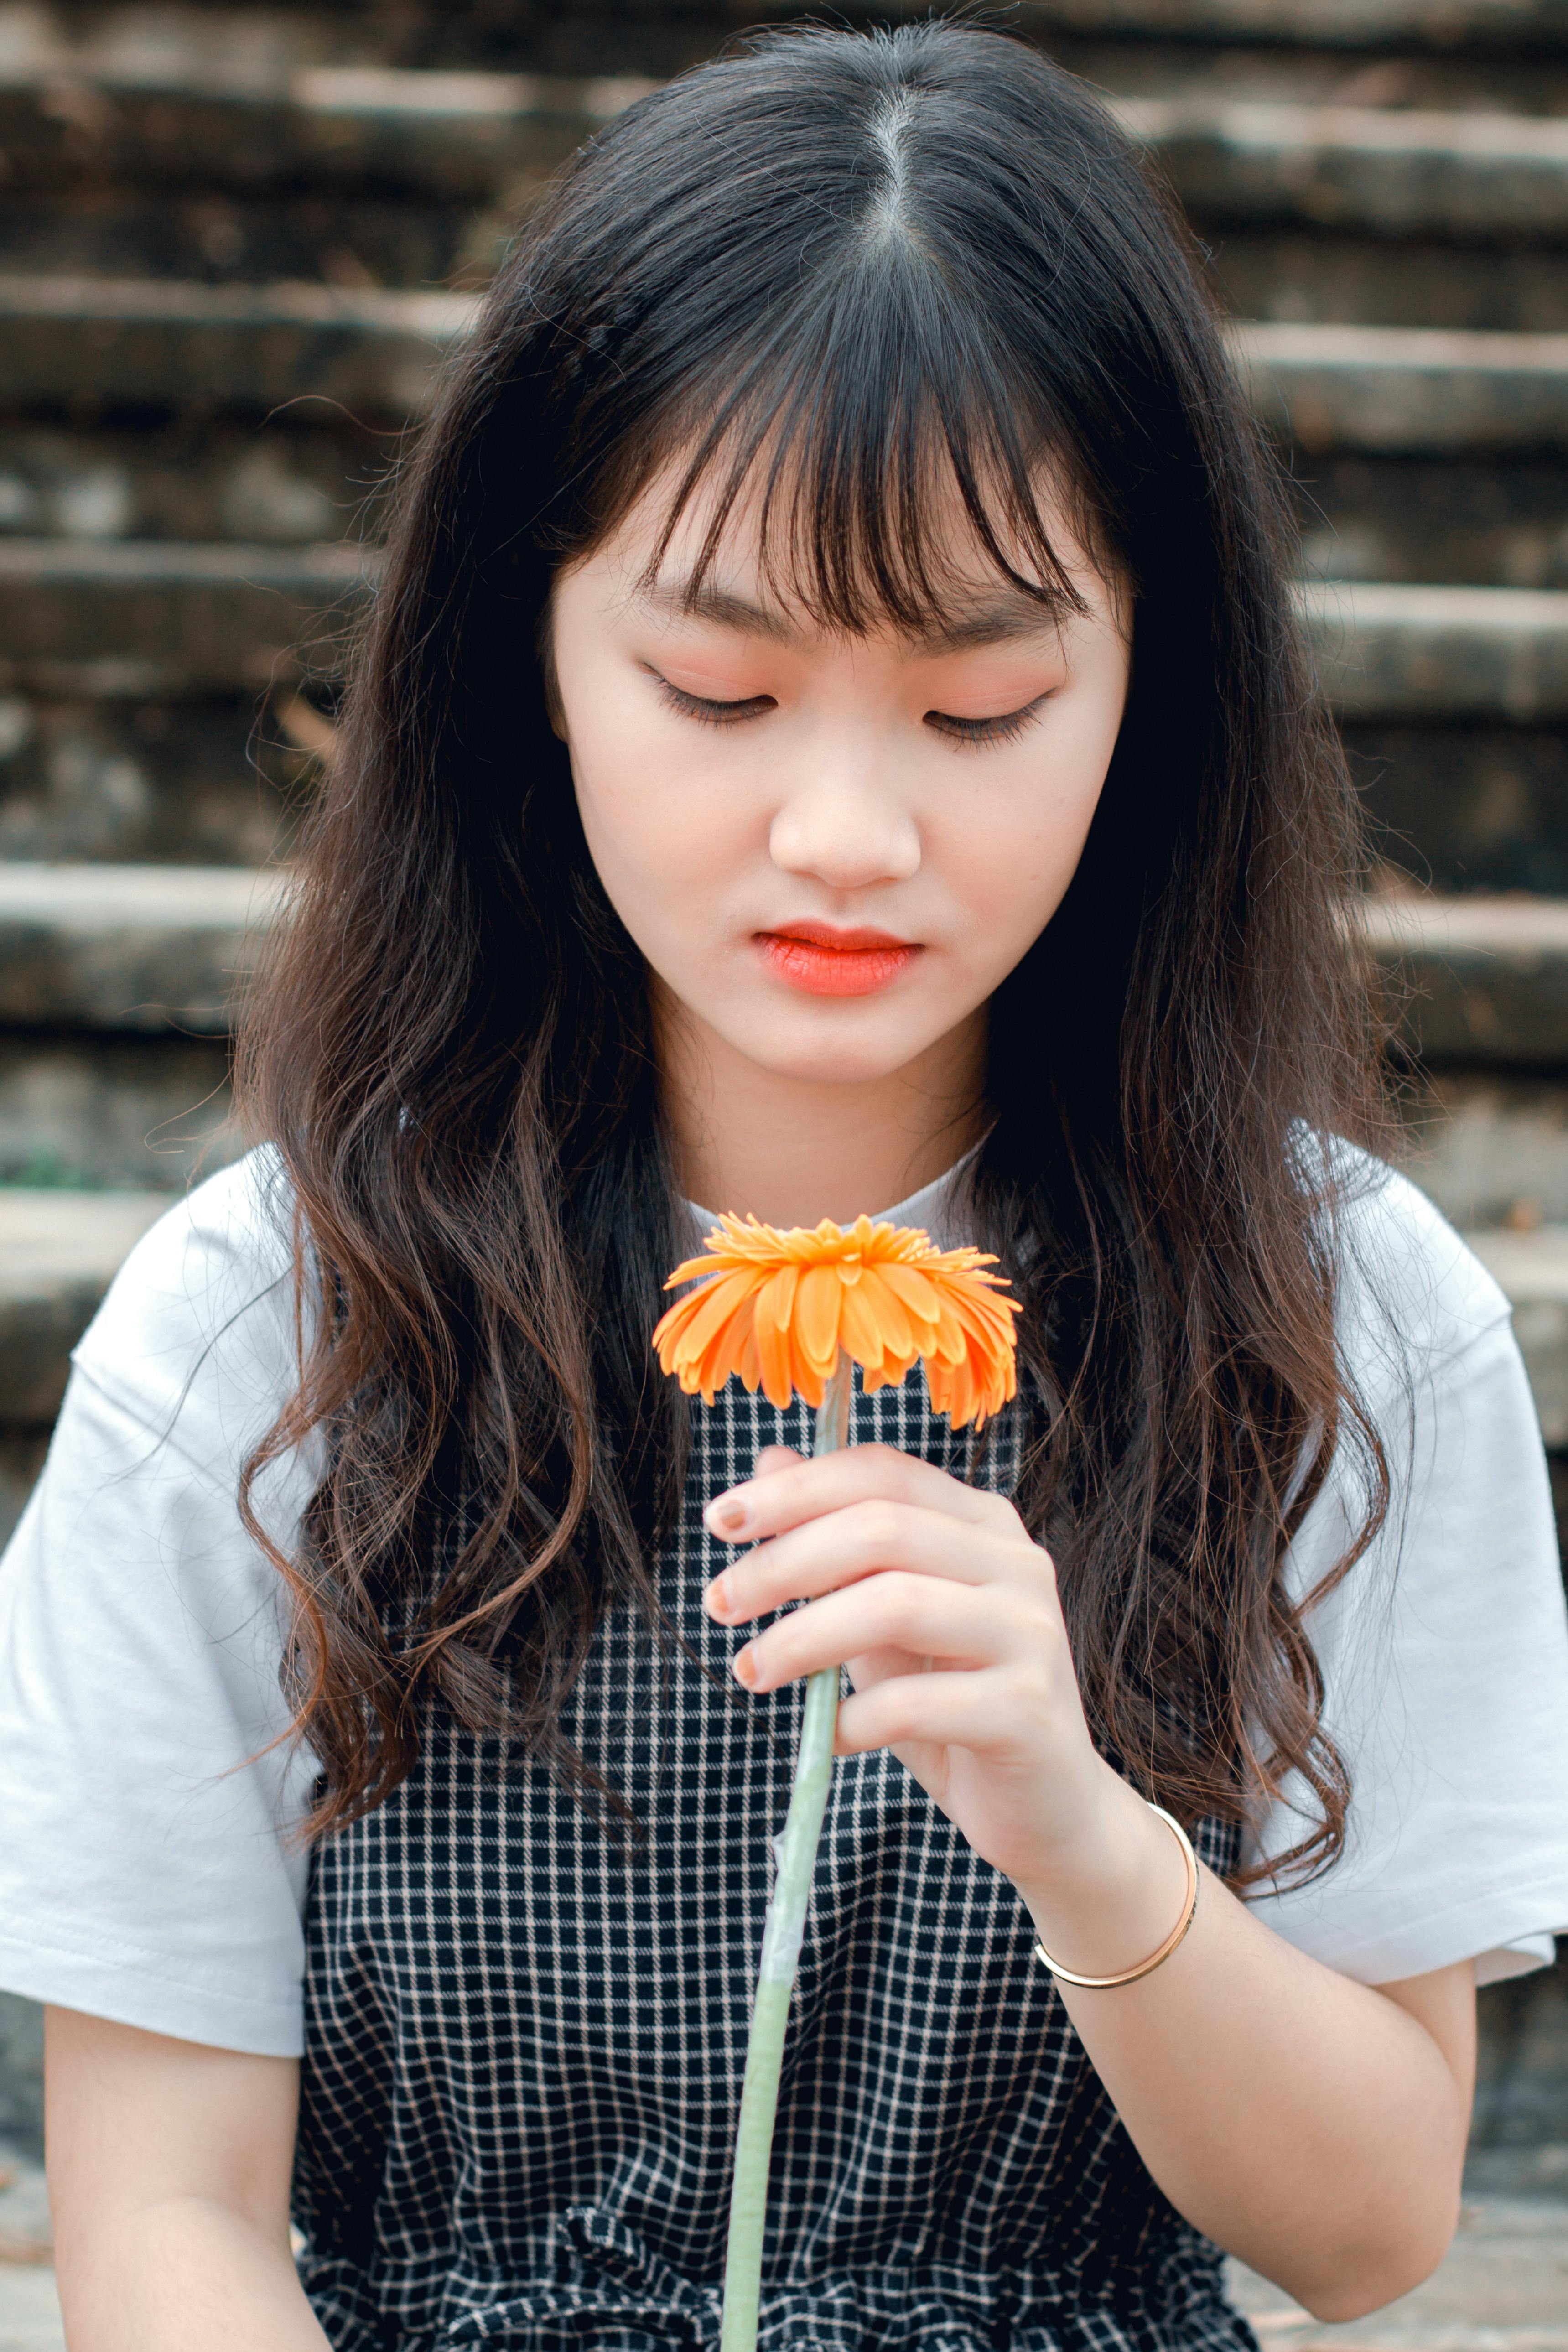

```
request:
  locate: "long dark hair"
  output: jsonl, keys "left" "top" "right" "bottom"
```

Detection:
{"left": 239, "top": 19, "right": 1390, "bottom": 1883}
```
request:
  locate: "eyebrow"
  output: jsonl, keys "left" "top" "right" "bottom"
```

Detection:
{"left": 637, "top": 576, "right": 1070, "bottom": 653}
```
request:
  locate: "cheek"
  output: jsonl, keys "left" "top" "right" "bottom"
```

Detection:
{"left": 928, "top": 695, "right": 1122, "bottom": 955}
{"left": 563, "top": 678, "right": 752, "bottom": 931}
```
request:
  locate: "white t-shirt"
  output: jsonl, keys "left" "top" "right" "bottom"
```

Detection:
{"left": 1, "top": 1147, "right": 1566, "bottom": 2059}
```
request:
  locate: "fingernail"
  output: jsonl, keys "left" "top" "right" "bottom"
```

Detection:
{"left": 707, "top": 1496, "right": 749, "bottom": 1537}
{"left": 733, "top": 1646, "right": 758, "bottom": 1689}
{"left": 703, "top": 1573, "right": 732, "bottom": 1620}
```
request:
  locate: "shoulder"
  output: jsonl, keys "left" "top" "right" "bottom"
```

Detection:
{"left": 69, "top": 1146, "right": 301, "bottom": 1461}
{"left": 1316, "top": 1141, "right": 1513, "bottom": 1412}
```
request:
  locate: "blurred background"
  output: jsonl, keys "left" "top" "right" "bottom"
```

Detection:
{"left": 1, "top": 0, "right": 1567, "bottom": 2330}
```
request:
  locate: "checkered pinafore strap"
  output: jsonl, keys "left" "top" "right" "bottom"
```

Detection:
{"left": 292, "top": 1379, "right": 1256, "bottom": 2352}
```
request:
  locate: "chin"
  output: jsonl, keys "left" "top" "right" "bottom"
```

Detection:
{"left": 739, "top": 1012, "right": 936, "bottom": 1086}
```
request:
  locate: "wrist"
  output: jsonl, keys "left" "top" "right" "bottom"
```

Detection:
{"left": 1012, "top": 1773, "right": 1195, "bottom": 1986}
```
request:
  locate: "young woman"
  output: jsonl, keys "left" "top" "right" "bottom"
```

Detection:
{"left": 3, "top": 21, "right": 1567, "bottom": 2351}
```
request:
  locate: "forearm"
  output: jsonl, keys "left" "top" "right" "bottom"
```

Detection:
{"left": 1017, "top": 1787, "right": 1472, "bottom": 2319}
{"left": 56, "top": 2195, "right": 330, "bottom": 2352}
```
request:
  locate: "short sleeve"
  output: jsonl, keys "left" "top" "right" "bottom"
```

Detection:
{"left": 1245, "top": 1162, "right": 1568, "bottom": 1988}
{"left": 0, "top": 1153, "right": 319, "bottom": 2056}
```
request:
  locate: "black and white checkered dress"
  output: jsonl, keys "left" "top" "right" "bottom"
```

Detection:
{"left": 291, "top": 1374, "right": 1257, "bottom": 2352}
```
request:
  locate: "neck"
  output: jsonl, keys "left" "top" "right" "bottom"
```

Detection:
{"left": 654, "top": 990, "right": 989, "bottom": 1228}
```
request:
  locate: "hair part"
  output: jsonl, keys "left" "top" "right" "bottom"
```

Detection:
{"left": 239, "top": 17, "right": 1391, "bottom": 1885}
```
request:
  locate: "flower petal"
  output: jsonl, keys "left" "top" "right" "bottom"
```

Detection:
{"left": 794, "top": 1262, "right": 843, "bottom": 1375}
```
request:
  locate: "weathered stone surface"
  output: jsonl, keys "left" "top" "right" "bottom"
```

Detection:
{"left": 0, "top": 695, "right": 305, "bottom": 864}
{"left": 0, "top": 1034, "right": 236, "bottom": 1189}
{"left": 1212, "top": 234, "right": 1568, "bottom": 335}
{"left": 1469, "top": 1225, "right": 1568, "bottom": 1441}
{"left": 18, "top": 287, "right": 1568, "bottom": 488}
{"left": 1474, "top": 1953, "right": 1568, "bottom": 2152}
{"left": 1346, "top": 726, "right": 1568, "bottom": 896}
{"left": 0, "top": 274, "right": 470, "bottom": 415}
{"left": 0, "top": 1186, "right": 166, "bottom": 1418}
{"left": 0, "top": 421, "right": 381, "bottom": 544}
{"left": 1136, "top": 101, "right": 1568, "bottom": 243}
{"left": 1295, "top": 458, "right": 1568, "bottom": 591}
{"left": 0, "top": 861, "right": 284, "bottom": 1031}
{"left": 14, "top": 62, "right": 1568, "bottom": 250}
{"left": 1358, "top": 892, "right": 1568, "bottom": 1064}
{"left": 0, "top": 2001, "right": 42, "bottom": 2163}
{"left": 0, "top": 538, "right": 376, "bottom": 696}
{"left": 1395, "top": 1070, "right": 1568, "bottom": 1227}
{"left": 0, "top": 68, "right": 647, "bottom": 200}
{"left": 0, "top": 190, "right": 488, "bottom": 291}
{"left": 4, "top": 541, "right": 1564, "bottom": 717}
{"left": 1302, "top": 581, "right": 1568, "bottom": 721}
{"left": 1009, "top": 0, "right": 1568, "bottom": 36}
{"left": 0, "top": 2259, "right": 62, "bottom": 2352}
{"left": 1234, "top": 322, "right": 1568, "bottom": 454}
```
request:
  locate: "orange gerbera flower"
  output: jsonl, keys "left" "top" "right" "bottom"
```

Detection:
{"left": 653, "top": 1212, "right": 1020, "bottom": 1428}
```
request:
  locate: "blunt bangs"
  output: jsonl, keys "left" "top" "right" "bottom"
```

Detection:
{"left": 618, "top": 284, "right": 1105, "bottom": 639}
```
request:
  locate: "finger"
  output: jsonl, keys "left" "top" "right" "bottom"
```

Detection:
{"left": 834, "top": 1667, "right": 1021, "bottom": 1757}
{"left": 732, "top": 1573, "right": 1022, "bottom": 1693}
{"left": 751, "top": 1445, "right": 805, "bottom": 1479}
{"left": 706, "top": 1498, "right": 1048, "bottom": 1623}
{"left": 704, "top": 1441, "right": 1016, "bottom": 1545}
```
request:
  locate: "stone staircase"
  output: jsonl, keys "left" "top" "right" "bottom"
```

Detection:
{"left": 0, "top": 0, "right": 1565, "bottom": 2216}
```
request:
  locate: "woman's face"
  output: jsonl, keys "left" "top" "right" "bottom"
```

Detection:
{"left": 549, "top": 467, "right": 1131, "bottom": 1095}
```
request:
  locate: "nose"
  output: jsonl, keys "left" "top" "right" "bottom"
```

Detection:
{"left": 767, "top": 770, "right": 922, "bottom": 893}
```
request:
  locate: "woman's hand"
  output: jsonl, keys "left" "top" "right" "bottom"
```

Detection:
{"left": 704, "top": 1439, "right": 1477, "bottom": 2326}
{"left": 701, "top": 1439, "right": 1178, "bottom": 1948}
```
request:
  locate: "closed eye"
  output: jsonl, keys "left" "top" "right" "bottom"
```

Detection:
{"left": 925, "top": 695, "right": 1050, "bottom": 748}
{"left": 650, "top": 669, "right": 776, "bottom": 727}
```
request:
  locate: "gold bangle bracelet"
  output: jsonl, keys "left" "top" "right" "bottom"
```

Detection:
{"left": 1032, "top": 1804, "right": 1199, "bottom": 1990}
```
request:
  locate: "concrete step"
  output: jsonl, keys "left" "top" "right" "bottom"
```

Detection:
{"left": 4, "top": 50, "right": 1568, "bottom": 251}
{"left": 1358, "top": 892, "right": 1568, "bottom": 1064}
{"left": 0, "top": 544, "right": 1562, "bottom": 718}
{"left": 5, "top": 280, "right": 1568, "bottom": 472}
{"left": 1400, "top": 1070, "right": 1568, "bottom": 1230}
{"left": 1132, "top": 100, "right": 1568, "bottom": 241}
{"left": 1468, "top": 1224, "right": 1568, "bottom": 1440}
{"left": 0, "top": 1033, "right": 234, "bottom": 1192}
{"left": 1, "top": 887, "right": 1568, "bottom": 1194}
{"left": 0, "top": 1186, "right": 168, "bottom": 1419}
{"left": 1349, "top": 724, "right": 1568, "bottom": 898}
{"left": 0, "top": 860, "right": 282, "bottom": 1032}
{"left": 0, "top": 275, "right": 467, "bottom": 416}
{"left": 2, "top": 433, "right": 1568, "bottom": 594}
{"left": 0, "top": 421, "right": 376, "bottom": 546}
{"left": 1303, "top": 581, "right": 1568, "bottom": 721}
{"left": 2, "top": 0, "right": 1568, "bottom": 84}
{"left": 1297, "top": 460, "right": 1568, "bottom": 591}
{"left": 0, "top": 694, "right": 304, "bottom": 867}
{"left": 1238, "top": 324, "right": 1568, "bottom": 454}
{"left": 0, "top": 187, "right": 500, "bottom": 293}
{"left": 1213, "top": 235, "right": 1568, "bottom": 333}
{"left": 6, "top": 284, "right": 1568, "bottom": 474}
{"left": 0, "top": 539, "right": 375, "bottom": 697}
{"left": 0, "top": 64, "right": 644, "bottom": 201}
{"left": 0, "top": 5, "right": 1566, "bottom": 128}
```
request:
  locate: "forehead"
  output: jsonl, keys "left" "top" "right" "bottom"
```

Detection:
{"left": 588, "top": 446, "right": 1118, "bottom": 649}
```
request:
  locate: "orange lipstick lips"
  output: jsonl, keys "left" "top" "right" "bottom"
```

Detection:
{"left": 757, "top": 923, "right": 919, "bottom": 997}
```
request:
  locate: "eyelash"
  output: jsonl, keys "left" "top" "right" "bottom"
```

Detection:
{"left": 654, "top": 676, "right": 774, "bottom": 728}
{"left": 925, "top": 701, "right": 1047, "bottom": 750}
{"left": 652, "top": 672, "right": 1048, "bottom": 748}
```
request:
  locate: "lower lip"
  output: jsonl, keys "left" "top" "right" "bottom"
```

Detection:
{"left": 758, "top": 935, "right": 919, "bottom": 997}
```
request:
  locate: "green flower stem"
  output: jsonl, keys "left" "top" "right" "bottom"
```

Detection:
{"left": 719, "top": 1352, "right": 852, "bottom": 2352}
